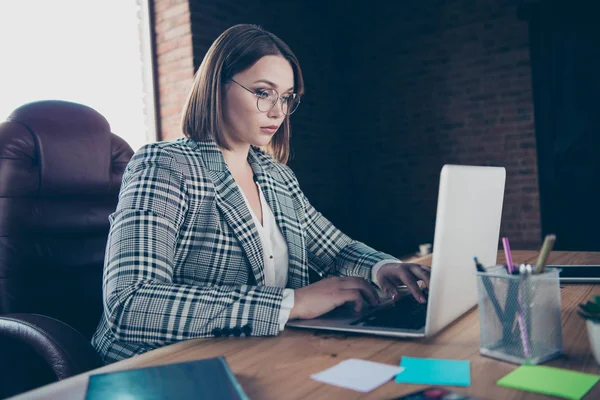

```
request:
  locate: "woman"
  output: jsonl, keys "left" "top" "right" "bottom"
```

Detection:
{"left": 92, "top": 24, "right": 430, "bottom": 364}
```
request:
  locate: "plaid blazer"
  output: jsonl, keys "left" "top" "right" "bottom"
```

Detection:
{"left": 92, "top": 138, "right": 397, "bottom": 363}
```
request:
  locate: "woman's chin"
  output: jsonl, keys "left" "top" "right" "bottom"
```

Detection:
{"left": 251, "top": 136, "right": 273, "bottom": 148}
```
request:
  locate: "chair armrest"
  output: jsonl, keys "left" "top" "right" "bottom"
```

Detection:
{"left": 0, "top": 313, "right": 103, "bottom": 380}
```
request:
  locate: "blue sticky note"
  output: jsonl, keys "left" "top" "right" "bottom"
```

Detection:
{"left": 395, "top": 357, "right": 471, "bottom": 387}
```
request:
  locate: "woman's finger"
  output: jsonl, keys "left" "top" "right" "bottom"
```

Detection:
{"left": 388, "top": 269, "right": 426, "bottom": 303}
{"left": 378, "top": 275, "right": 401, "bottom": 301}
{"left": 409, "top": 265, "right": 431, "bottom": 287}
{"left": 339, "top": 289, "right": 366, "bottom": 312}
{"left": 338, "top": 277, "right": 380, "bottom": 305}
{"left": 403, "top": 263, "right": 431, "bottom": 272}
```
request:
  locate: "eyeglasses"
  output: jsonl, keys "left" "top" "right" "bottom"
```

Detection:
{"left": 229, "top": 78, "right": 301, "bottom": 116}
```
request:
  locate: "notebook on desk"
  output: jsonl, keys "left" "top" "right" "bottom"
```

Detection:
{"left": 85, "top": 356, "right": 248, "bottom": 400}
{"left": 288, "top": 164, "right": 506, "bottom": 339}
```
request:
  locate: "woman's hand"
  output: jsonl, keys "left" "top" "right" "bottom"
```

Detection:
{"left": 289, "top": 276, "right": 380, "bottom": 320}
{"left": 376, "top": 263, "right": 431, "bottom": 303}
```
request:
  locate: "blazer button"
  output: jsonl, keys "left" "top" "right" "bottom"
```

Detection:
{"left": 222, "top": 327, "right": 232, "bottom": 336}
{"left": 211, "top": 328, "right": 222, "bottom": 337}
{"left": 241, "top": 324, "right": 252, "bottom": 336}
{"left": 232, "top": 327, "right": 242, "bottom": 337}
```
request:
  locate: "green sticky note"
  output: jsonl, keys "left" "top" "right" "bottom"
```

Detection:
{"left": 497, "top": 365, "right": 600, "bottom": 400}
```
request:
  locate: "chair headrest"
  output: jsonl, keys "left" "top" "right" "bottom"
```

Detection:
{"left": 0, "top": 100, "right": 133, "bottom": 197}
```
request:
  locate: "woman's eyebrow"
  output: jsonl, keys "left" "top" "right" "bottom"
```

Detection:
{"left": 252, "top": 79, "right": 294, "bottom": 91}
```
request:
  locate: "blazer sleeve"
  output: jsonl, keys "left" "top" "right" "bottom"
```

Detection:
{"left": 284, "top": 166, "right": 399, "bottom": 282}
{"left": 103, "top": 144, "right": 284, "bottom": 346}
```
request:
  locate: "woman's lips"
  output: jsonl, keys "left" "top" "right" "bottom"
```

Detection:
{"left": 260, "top": 126, "right": 278, "bottom": 135}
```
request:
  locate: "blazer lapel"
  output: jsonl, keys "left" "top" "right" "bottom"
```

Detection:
{"left": 192, "top": 140, "right": 266, "bottom": 286}
{"left": 189, "top": 139, "right": 309, "bottom": 289}
{"left": 249, "top": 149, "right": 309, "bottom": 289}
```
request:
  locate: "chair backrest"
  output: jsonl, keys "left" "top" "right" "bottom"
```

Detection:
{"left": 0, "top": 100, "right": 134, "bottom": 339}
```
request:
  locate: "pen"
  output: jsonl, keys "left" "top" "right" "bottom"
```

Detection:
{"left": 473, "top": 257, "right": 486, "bottom": 273}
{"left": 502, "top": 237, "right": 531, "bottom": 357}
{"left": 502, "top": 237, "right": 515, "bottom": 273}
{"left": 516, "top": 308, "right": 532, "bottom": 357}
{"left": 502, "top": 237, "right": 518, "bottom": 327}
{"left": 534, "top": 234, "right": 556, "bottom": 274}
{"left": 516, "top": 264, "right": 532, "bottom": 357}
{"left": 474, "top": 257, "right": 504, "bottom": 323}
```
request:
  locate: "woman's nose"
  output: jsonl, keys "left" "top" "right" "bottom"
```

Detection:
{"left": 267, "top": 98, "right": 284, "bottom": 118}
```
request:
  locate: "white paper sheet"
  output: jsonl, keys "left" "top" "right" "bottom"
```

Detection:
{"left": 310, "top": 358, "right": 404, "bottom": 393}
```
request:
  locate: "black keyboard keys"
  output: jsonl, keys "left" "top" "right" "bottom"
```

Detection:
{"left": 350, "top": 290, "right": 428, "bottom": 330}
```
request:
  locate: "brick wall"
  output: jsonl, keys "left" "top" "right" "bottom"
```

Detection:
{"left": 341, "top": 0, "right": 542, "bottom": 256}
{"left": 153, "top": 0, "right": 195, "bottom": 141}
{"left": 151, "top": 0, "right": 542, "bottom": 257}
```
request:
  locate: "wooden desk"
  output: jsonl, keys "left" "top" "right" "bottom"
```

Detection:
{"left": 15, "top": 251, "right": 600, "bottom": 400}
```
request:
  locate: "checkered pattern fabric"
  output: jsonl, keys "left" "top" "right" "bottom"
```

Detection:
{"left": 91, "top": 138, "right": 397, "bottom": 363}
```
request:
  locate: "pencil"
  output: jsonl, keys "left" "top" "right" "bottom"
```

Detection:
{"left": 534, "top": 234, "right": 556, "bottom": 274}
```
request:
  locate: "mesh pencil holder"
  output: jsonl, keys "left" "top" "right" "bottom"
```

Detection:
{"left": 475, "top": 265, "right": 562, "bottom": 365}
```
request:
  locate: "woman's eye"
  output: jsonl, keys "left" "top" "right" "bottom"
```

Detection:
{"left": 256, "top": 90, "right": 270, "bottom": 99}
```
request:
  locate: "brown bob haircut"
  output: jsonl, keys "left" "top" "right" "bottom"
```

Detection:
{"left": 181, "top": 24, "right": 304, "bottom": 164}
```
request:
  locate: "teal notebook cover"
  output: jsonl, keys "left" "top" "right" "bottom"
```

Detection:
{"left": 85, "top": 356, "right": 248, "bottom": 400}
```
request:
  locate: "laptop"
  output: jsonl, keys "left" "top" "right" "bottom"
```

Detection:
{"left": 287, "top": 164, "right": 506, "bottom": 338}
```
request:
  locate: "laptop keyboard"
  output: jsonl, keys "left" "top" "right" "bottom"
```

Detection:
{"left": 349, "top": 289, "right": 428, "bottom": 330}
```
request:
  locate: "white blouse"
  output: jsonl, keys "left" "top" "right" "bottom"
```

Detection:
{"left": 238, "top": 180, "right": 400, "bottom": 330}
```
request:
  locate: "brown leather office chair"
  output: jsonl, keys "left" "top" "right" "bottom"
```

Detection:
{"left": 0, "top": 100, "right": 134, "bottom": 397}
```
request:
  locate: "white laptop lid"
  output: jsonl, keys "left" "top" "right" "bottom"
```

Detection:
{"left": 425, "top": 165, "right": 506, "bottom": 336}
